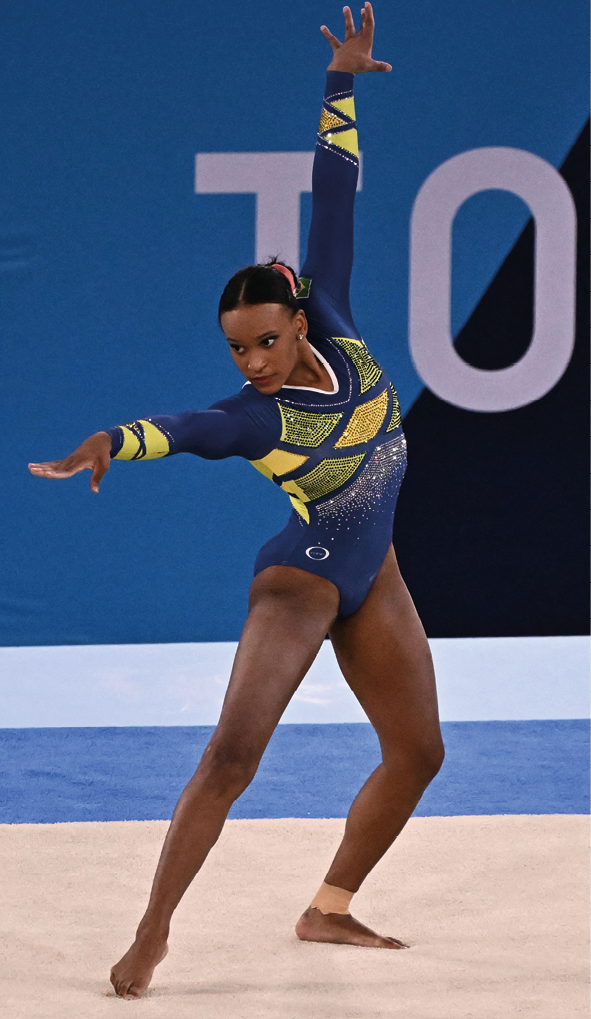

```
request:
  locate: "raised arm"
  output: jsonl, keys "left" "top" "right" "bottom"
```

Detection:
{"left": 299, "top": 3, "right": 391, "bottom": 339}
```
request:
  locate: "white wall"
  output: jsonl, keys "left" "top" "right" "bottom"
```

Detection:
{"left": 0, "top": 636, "right": 588, "bottom": 727}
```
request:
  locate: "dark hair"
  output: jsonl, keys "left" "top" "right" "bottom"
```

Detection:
{"left": 218, "top": 257, "right": 299, "bottom": 324}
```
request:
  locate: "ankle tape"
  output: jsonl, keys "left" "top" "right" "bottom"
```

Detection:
{"left": 310, "top": 882, "right": 354, "bottom": 915}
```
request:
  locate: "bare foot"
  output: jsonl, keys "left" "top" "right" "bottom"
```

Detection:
{"left": 110, "top": 928, "right": 169, "bottom": 999}
{"left": 295, "top": 907, "right": 408, "bottom": 949}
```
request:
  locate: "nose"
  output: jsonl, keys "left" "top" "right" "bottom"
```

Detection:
{"left": 247, "top": 353, "right": 268, "bottom": 374}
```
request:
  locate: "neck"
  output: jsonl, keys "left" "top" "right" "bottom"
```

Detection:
{"left": 285, "top": 339, "right": 333, "bottom": 391}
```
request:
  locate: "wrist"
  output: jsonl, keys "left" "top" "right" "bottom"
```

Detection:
{"left": 84, "top": 431, "right": 113, "bottom": 458}
{"left": 91, "top": 431, "right": 112, "bottom": 447}
{"left": 327, "top": 61, "right": 355, "bottom": 75}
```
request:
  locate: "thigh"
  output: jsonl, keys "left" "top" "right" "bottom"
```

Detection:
{"left": 211, "top": 565, "right": 340, "bottom": 758}
{"left": 329, "top": 547, "right": 441, "bottom": 748}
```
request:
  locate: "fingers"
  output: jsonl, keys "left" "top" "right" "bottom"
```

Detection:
{"left": 343, "top": 5, "right": 356, "bottom": 38}
{"left": 360, "top": 2, "right": 375, "bottom": 45}
{"left": 320, "top": 25, "right": 341, "bottom": 49}
{"left": 371, "top": 59, "right": 392, "bottom": 72}
{"left": 90, "top": 460, "right": 108, "bottom": 494}
{"left": 29, "top": 460, "right": 64, "bottom": 472}
{"left": 28, "top": 461, "right": 81, "bottom": 479}
{"left": 29, "top": 453, "right": 109, "bottom": 490}
{"left": 360, "top": 3, "right": 374, "bottom": 42}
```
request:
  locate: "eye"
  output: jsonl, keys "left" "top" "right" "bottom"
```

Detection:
{"left": 260, "top": 337, "right": 276, "bottom": 348}
{"left": 230, "top": 344, "right": 245, "bottom": 354}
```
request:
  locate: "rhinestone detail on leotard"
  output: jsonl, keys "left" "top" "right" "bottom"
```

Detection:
{"left": 277, "top": 404, "right": 343, "bottom": 448}
{"left": 334, "top": 388, "right": 388, "bottom": 447}
{"left": 332, "top": 337, "right": 383, "bottom": 395}
{"left": 386, "top": 384, "right": 402, "bottom": 432}
{"left": 319, "top": 108, "right": 347, "bottom": 134}
{"left": 316, "top": 434, "right": 407, "bottom": 524}
{"left": 294, "top": 452, "right": 366, "bottom": 501}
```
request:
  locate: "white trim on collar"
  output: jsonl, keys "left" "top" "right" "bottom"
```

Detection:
{"left": 281, "top": 344, "right": 339, "bottom": 395}
{"left": 241, "top": 344, "right": 339, "bottom": 395}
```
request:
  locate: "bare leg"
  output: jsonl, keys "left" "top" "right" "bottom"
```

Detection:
{"left": 296, "top": 546, "right": 444, "bottom": 949}
{"left": 110, "top": 567, "right": 339, "bottom": 998}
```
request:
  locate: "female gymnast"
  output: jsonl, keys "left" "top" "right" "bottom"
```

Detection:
{"left": 29, "top": 4, "right": 444, "bottom": 1000}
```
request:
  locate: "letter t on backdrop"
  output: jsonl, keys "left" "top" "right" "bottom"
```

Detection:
{"left": 196, "top": 151, "right": 361, "bottom": 271}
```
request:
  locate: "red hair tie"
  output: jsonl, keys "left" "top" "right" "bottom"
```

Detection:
{"left": 271, "top": 263, "right": 297, "bottom": 295}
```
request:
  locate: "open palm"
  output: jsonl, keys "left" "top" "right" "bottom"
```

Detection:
{"left": 322, "top": 3, "right": 391, "bottom": 75}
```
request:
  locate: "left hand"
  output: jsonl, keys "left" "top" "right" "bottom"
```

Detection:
{"left": 321, "top": 3, "right": 392, "bottom": 75}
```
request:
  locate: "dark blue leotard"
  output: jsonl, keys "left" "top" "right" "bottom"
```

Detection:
{"left": 108, "top": 71, "right": 407, "bottom": 617}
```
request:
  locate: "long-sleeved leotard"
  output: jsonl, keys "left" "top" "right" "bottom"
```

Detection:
{"left": 108, "top": 71, "right": 407, "bottom": 617}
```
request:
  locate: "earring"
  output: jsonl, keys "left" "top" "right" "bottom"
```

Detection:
{"left": 299, "top": 333, "right": 304, "bottom": 340}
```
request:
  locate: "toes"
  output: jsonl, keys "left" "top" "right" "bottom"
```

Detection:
{"left": 111, "top": 974, "right": 132, "bottom": 999}
{"left": 124, "top": 985, "right": 142, "bottom": 1000}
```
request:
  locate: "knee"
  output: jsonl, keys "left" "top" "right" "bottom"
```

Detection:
{"left": 417, "top": 735, "right": 445, "bottom": 782}
{"left": 385, "top": 731, "right": 445, "bottom": 785}
{"left": 197, "top": 739, "right": 261, "bottom": 800}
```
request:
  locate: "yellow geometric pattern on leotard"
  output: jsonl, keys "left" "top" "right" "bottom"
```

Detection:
{"left": 330, "top": 96, "right": 356, "bottom": 120}
{"left": 332, "top": 337, "right": 383, "bottom": 395}
{"left": 291, "top": 452, "right": 366, "bottom": 501}
{"left": 278, "top": 404, "right": 342, "bottom": 447}
{"left": 249, "top": 448, "right": 309, "bottom": 480}
{"left": 334, "top": 388, "right": 388, "bottom": 447}
{"left": 280, "top": 478, "right": 310, "bottom": 502}
{"left": 114, "top": 419, "right": 171, "bottom": 460}
{"left": 288, "top": 495, "right": 310, "bottom": 524}
{"left": 322, "top": 127, "right": 359, "bottom": 159}
{"left": 386, "top": 384, "right": 402, "bottom": 432}
{"left": 279, "top": 478, "right": 312, "bottom": 525}
{"left": 116, "top": 425, "right": 142, "bottom": 460}
{"left": 318, "top": 93, "right": 359, "bottom": 163}
{"left": 319, "top": 108, "right": 347, "bottom": 134}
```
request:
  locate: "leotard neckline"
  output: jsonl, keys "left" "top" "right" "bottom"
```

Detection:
{"left": 280, "top": 344, "right": 339, "bottom": 395}
{"left": 242, "top": 342, "right": 340, "bottom": 397}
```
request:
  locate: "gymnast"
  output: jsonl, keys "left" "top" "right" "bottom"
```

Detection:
{"left": 29, "top": 4, "right": 444, "bottom": 1000}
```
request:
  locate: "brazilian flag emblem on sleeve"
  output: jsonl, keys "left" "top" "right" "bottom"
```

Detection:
{"left": 296, "top": 277, "right": 312, "bottom": 299}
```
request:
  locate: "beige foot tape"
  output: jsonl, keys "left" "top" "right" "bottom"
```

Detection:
{"left": 310, "top": 881, "right": 354, "bottom": 915}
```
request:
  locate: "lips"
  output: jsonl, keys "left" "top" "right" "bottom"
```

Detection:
{"left": 251, "top": 374, "right": 274, "bottom": 385}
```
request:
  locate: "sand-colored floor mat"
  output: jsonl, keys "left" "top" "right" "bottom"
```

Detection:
{"left": 0, "top": 815, "right": 587, "bottom": 1018}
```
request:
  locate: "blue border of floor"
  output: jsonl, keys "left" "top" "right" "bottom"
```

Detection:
{"left": 0, "top": 721, "right": 588, "bottom": 823}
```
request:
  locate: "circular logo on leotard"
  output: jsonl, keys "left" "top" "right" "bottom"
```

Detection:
{"left": 306, "top": 546, "right": 330, "bottom": 561}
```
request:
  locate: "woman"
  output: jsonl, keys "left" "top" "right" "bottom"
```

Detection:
{"left": 29, "top": 4, "right": 444, "bottom": 1000}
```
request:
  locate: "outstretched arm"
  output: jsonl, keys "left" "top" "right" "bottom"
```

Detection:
{"left": 299, "top": 3, "right": 390, "bottom": 339}
{"left": 28, "top": 397, "right": 281, "bottom": 492}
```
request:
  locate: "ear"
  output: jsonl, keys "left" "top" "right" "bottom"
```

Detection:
{"left": 294, "top": 309, "right": 308, "bottom": 336}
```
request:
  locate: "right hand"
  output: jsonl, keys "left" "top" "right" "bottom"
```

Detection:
{"left": 28, "top": 431, "right": 112, "bottom": 494}
{"left": 322, "top": 3, "right": 392, "bottom": 75}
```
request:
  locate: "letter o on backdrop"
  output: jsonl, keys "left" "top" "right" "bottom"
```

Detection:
{"left": 409, "top": 147, "right": 577, "bottom": 412}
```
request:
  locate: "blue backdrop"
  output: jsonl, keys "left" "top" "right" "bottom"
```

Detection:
{"left": 1, "top": 0, "right": 588, "bottom": 645}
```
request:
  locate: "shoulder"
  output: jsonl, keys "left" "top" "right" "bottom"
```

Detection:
{"left": 208, "top": 386, "right": 282, "bottom": 459}
{"left": 210, "top": 385, "right": 281, "bottom": 422}
{"left": 327, "top": 336, "right": 389, "bottom": 398}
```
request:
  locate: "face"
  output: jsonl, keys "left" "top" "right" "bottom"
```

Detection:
{"left": 221, "top": 304, "right": 307, "bottom": 394}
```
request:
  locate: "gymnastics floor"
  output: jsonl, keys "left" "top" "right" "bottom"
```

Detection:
{"left": 0, "top": 722, "right": 589, "bottom": 1018}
